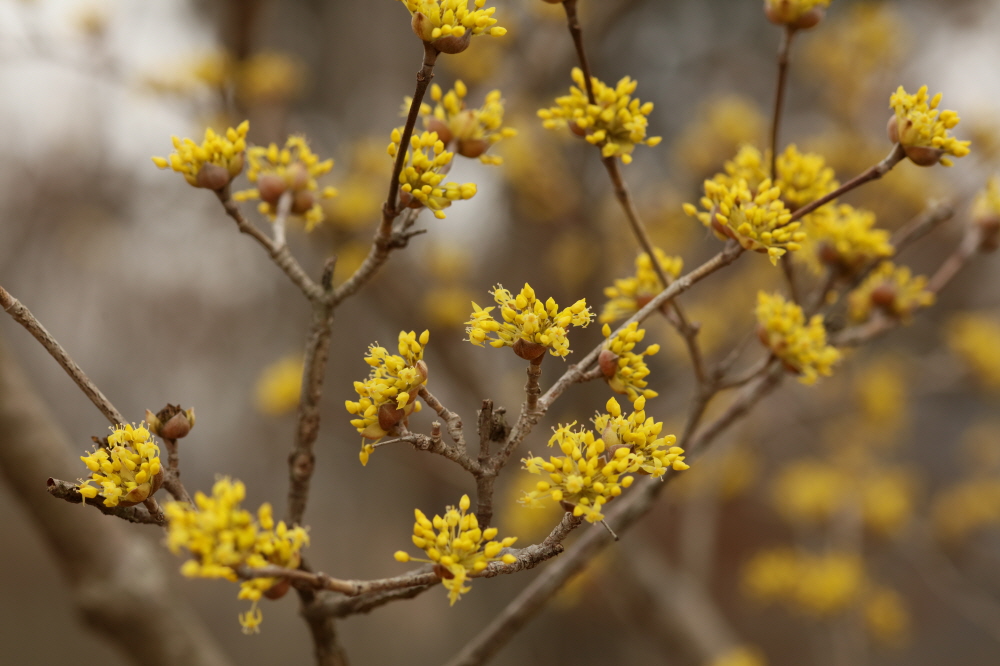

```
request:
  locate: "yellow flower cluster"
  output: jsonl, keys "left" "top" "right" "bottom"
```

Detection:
{"left": 947, "top": 312, "right": 1000, "bottom": 390}
{"left": 236, "top": 52, "right": 305, "bottom": 106}
{"left": 848, "top": 261, "right": 934, "bottom": 323}
{"left": 712, "top": 144, "right": 838, "bottom": 213}
{"left": 388, "top": 130, "right": 477, "bottom": 219}
{"left": 417, "top": 81, "right": 516, "bottom": 164}
{"left": 755, "top": 292, "right": 840, "bottom": 384}
{"left": 743, "top": 548, "right": 864, "bottom": 617}
{"left": 538, "top": 68, "right": 662, "bottom": 164}
{"left": 764, "top": 0, "right": 831, "bottom": 29}
{"left": 466, "top": 284, "right": 593, "bottom": 360}
{"left": 864, "top": 587, "right": 910, "bottom": 646}
{"left": 684, "top": 178, "right": 803, "bottom": 265}
{"left": 888, "top": 85, "right": 971, "bottom": 167}
{"left": 593, "top": 396, "right": 688, "bottom": 477}
{"left": 521, "top": 397, "right": 686, "bottom": 522}
{"left": 164, "top": 478, "right": 309, "bottom": 634}
{"left": 152, "top": 120, "right": 249, "bottom": 190}
{"left": 394, "top": 494, "right": 517, "bottom": 605}
{"left": 78, "top": 423, "right": 163, "bottom": 507}
{"left": 521, "top": 422, "right": 634, "bottom": 523}
{"left": 401, "top": 0, "right": 506, "bottom": 53}
{"left": 599, "top": 248, "right": 683, "bottom": 324}
{"left": 972, "top": 176, "right": 1000, "bottom": 249}
{"left": 347, "top": 331, "right": 429, "bottom": 464}
{"left": 232, "top": 136, "right": 337, "bottom": 231}
{"left": 598, "top": 322, "right": 661, "bottom": 401}
{"left": 796, "top": 203, "right": 893, "bottom": 276}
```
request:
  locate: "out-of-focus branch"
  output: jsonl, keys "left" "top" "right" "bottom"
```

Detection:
{"left": 769, "top": 25, "right": 796, "bottom": 178}
{"left": 0, "top": 336, "right": 233, "bottom": 666}
{"left": 1, "top": 285, "right": 124, "bottom": 425}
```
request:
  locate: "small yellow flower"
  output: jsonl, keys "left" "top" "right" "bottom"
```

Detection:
{"left": 346, "top": 331, "right": 430, "bottom": 463}
{"left": 394, "top": 494, "right": 517, "bottom": 605}
{"left": 415, "top": 80, "right": 517, "bottom": 164}
{"left": 152, "top": 120, "right": 249, "bottom": 189}
{"left": 947, "top": 312, "right": 1000, "bottom": 390}
{"left": 599, "top": 248, "right": 683, "bottom": 324}
{"left": 538, "top": 68, "right": 662, "bottom": 165}
{"left": 755, "top": 291, "right": 840, "bottom": 384}
{"left": 78, "top": 423, "right": 163, "bottom": 507}
{"left": 796, "top": 203, "right": 894, "bottom": 276}
{"left": 465, "top": 284, "right": 593, "bottom": 360}
{"left": 743, "top": 548, "right": 865, "bottom": 617}
{"left": 254, "top": 355, "right": 303, "bottom": 416}
{"left": 684, "top": 178, "right": 803, "bottom": 265}
{"left": 236, "top": 52, "right": 305, "bottom": 106}
{"left": 164, "top": 477, "right": 309, "bottom": 634}
{"left": 232, "top": 135, "right": 337, "bottom": 231}
{"left": 847, "top": 261, "right": 934, "bottom": 323}
{"left": 888, "top": 85, "right": 970, "bottom": 167}
{"left": 388, "top": 130, "right": 477, "bottom": 219}
{"left": 400, "top": 0, "right": 507, "bottom": 54}
{"left": 598, "top": 322, "right": 660, "bottom": 401}
{"left": 764, "top": 0, "right": 831, "bottom": 29}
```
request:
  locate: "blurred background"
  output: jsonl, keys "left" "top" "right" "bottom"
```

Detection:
{"left": 1, "top": 0, "right": 1000, "bottom": 664}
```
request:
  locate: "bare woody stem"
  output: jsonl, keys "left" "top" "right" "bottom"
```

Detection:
{"left": 789, "top": 143, "right": 907, "bottom": 223}
{"left": 769, "top": 26, "right": 796, "bottom": 179}
{"left": 161, "top": 438, "right": 193, "bottom": 505}
{"left": 46, "top": 478, "right": 167, "bottom": 525}
{"left": 285, "top": 296, "right": 335, "bottom": 527}
{"left": 563, "top": 0, "right": 596, "bottom": 104}
{"left": 0, "top": 285, "right": 124, "bottom": 425}
{"left": 524, "top": 358, "right": 543, "bottom": 412}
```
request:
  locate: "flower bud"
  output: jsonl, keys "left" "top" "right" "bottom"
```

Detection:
{"left": 425, "top": 118, "right": 454, "bottom": 145}
{"left": 378, "top": 402, "right": 406, "bottom": 433}
{"left": 512, "top": 338, "right": 547, "bottom": 361}
{"left": 457, "top": 138, "right": 490, "bottom": 159}
{"left": 257, "top": 173, "right": 288, "bottom": 205}
{"left": 432, "top": 31, "right": 471, "bottom": 55}
{"left": 263, "top": 579, "right": 291, "bottom": 600}
{"left": 148, "top": 404, "right": 196, "bottom": 439}
{"left": 194, "top": 163, "right": 232, "bottom": 190}
{"left": 598, "top": 349, "right": 619, "bottom": 379}
{"left": 764, "top": 1, "right": 825, "bottom": 30}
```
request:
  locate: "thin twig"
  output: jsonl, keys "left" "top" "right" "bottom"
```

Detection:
{"left": 1, "top": 285, "right": 124, "bottom": 425}
{"left": 418, "top": 385, "right": 466, "bottom": 450}
{"left": 769, "top": 26, "right": 796, "bottom": 179}
{"left": 789, "top": 144, "right": 907, "bottom": 223}
{"left": 215, "top": 188, "right": 325, "bottom": 303}
{"left": 161, "top": 438, "right": 193, "bottom": 505}
{"left": 46, "top": 478, "right": 167, "bottom": 525}
{"left": 563, "top": 0, "right": 596, "bottom": 104}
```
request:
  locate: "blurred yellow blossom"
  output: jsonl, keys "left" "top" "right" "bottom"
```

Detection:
{"left": 756, "top": 292, "right": 840, "bottom": 384}
{"left": 708, "top": 646, "right": 768, "bottom": 666}
{"left": 972, "top": 175, "right": 1000, "bottom": 250}
{"left": 346, "top": 331, "right": 430, "bottom": 464}
{"left": 864, "top": 587, "right": 909, "bottom": 646}
{"left": 796, "top": 203, "right": 893, "bottom": 276}
{"left": 598, "top": 322, "right": 660, "bottom": 400}
{"left": 388, "top": 130, "right": 476, "bottom": 218}
{"left": 674, "top": 95, "right": 766, "bottom": 177}
{"left": 152, "top": 121, "right": 249, "bottom": 190}
{"left": 255, "top": 355, "right": 303, "bottom": 416}
{"left": 848, "top": 261, "right": 934, "bottom": 324}
{"left": 599, "top": 248, "right": 683, "bottom": 323}
{"left": 743, "top": 548, "right": 865, "bottom": 617}
{"left": 466, "top": 284, "right": 593, "bottom": 360}
{"left": 236, "top": 52, "right": 306, "bottom": 106}
{"left": 538, "top": 67, "right": 662, "bottom": 164}
{"left": 233, "top": 135, "right": 337, "bottom": 231}
{"left": 932, "top": 476, "right": 1000, "bottom": 544}
{"left": 78, "top": 423, "right": 162, "bottom": 507}
{"left": 764, "top": 0, "right": 831, "bottom": 29}
{"left": 772, "top": 460, "right": 848, "bottom": 525}
{"left": 416, "top": 80, "right": 516, "bottom": 164}
{"left": 164, "top": 477, "right": 309, "bottom": 633}
{"left": 947, "top": 312, "right": 1000, "bottom": 390}
{"left": 394, "top": 494, "right": 517, "bottom": 605}
{"left": 889, "top": 85, "right": 970, "bottom": 167}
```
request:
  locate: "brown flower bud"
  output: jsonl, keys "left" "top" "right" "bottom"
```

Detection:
{"left": 432, "top": 31, "right": 471, "bottom": 55}
{"left": 149, "top": 404, "right": 196, "bottom": 439}
{"left": 195, "top": 163, "right": 232, "bottom": 190}
{"left": 415, "top": 359, "right": 429, "bottom": 382}
{"left": 433, "top": 563, "right": 456, "bottom": 580}
{"left": 457, "top": 138, "right": 490, "bottom": 159}
{"left": 291, "top": 189, "right": 316, "bottom": 216}
{"left": 764, "top": 2, "right": 825, "bottom": 30}
{"left": 598, "top": 349, "right": 619, "bottom": 379}
{"left": 263, "top": 579, "right": 292, "bottom": 600}
{"left": 425, "top": 118, "right": 454, "bottom": 145}
{"left": 870, "top": 284, "right": 897, "bottom": 311}
{"left": 512, "top": 338, "right": 547, "bottom": 361}
{"left": 378, "top": 402, "right": 406, "bottom": 433}
{"left": 974, "top": 215, "right": 1000, "bottom": 253}
{"left": 257, "top": 172, "right": 288, "bottom": 205}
